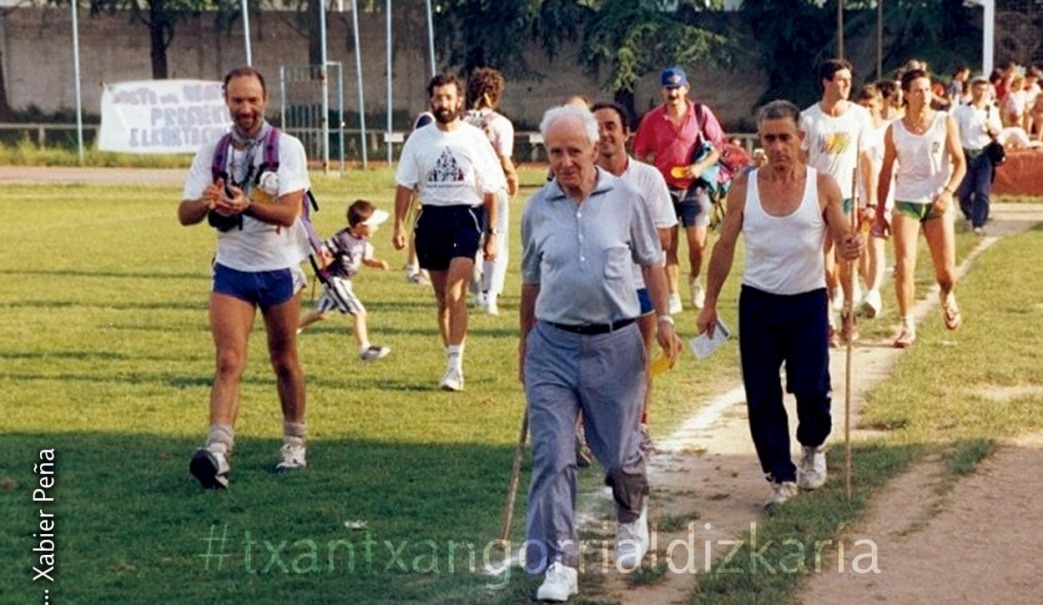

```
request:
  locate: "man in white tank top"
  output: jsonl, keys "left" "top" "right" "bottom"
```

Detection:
{"left": 697, "top": 100, "right": 865, "bottom": 510}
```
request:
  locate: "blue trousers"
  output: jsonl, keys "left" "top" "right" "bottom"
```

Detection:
{"left": 523, "top": 321, "right": 648, "bottom": 571}
{"left": 958, "top": 149, "right": 994, "bottom": 229}
{"left": 738, "top": 286, "right": 832, "bottom": 483}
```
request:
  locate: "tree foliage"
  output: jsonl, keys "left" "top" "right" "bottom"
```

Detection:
{"left": 433, "top": 0, "right": 739, "bottom": 116}
{"left": 741, "top": 0, "right": 981, "bottom": 109}
{"left": 579, "top": 0, "right": 736, "bottom": 94}
{"left": 49, "top": 0, "right": 235, "bottom": 79}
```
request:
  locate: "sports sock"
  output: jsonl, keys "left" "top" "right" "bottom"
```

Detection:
{"left": 283, "top": 421, "right": 307, "bottom": 444}
{"left": 206, "top": 424, "right": 235, "bottom": 455}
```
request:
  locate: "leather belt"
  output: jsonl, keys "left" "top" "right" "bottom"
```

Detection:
{"left": 546, "top": 317, "right": 636, "bottom": 335}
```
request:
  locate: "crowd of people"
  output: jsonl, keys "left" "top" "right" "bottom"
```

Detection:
{"left": 177, "top": 58, "right": 1029, "bottom": 602}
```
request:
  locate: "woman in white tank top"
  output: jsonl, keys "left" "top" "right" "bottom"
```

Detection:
{"left": 876, "top": 69, "right": 967, "bottom": 348}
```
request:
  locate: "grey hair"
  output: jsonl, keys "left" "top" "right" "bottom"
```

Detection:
{"left": 539, "top": 104, "right": 599, "bottom": 145}
{"left": 756, "top": 99, "right": 802, "bottom": 129}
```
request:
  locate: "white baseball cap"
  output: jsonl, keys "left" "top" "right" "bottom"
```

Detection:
{"left": 361, "top": 209, "right": 390, "bottom": 226}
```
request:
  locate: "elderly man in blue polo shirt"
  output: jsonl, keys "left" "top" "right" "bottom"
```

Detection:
{"left": 519, "top": 103, "right": 681, "bottom": 602}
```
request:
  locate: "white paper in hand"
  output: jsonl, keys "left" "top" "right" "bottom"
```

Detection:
{"left": 689, "top": 319, "right": 731, "bottom": 360}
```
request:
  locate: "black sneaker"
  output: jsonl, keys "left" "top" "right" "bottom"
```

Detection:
{"left": 189, "top": 447, "right": 230, "bottom": 490}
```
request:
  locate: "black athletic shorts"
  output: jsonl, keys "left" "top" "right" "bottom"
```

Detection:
{"left": 414, "top": 205, "right": 485, "bottom": 271}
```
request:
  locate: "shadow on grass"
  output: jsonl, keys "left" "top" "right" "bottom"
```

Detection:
{"left": 0, "top": 269, "right": 205, "bottom": 281}
{"left": 0, "top": 432, "right": 540, "bottom": 605}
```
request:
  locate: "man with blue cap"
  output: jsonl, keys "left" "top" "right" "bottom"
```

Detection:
{"left": 634, "top": 66, "right": 727, "bottom": 316}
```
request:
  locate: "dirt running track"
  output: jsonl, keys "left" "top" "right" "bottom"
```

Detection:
{"left": 5, "top": 167, "right": 1043, "bottom": 604}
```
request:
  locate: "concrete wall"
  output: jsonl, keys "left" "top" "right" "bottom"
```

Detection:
{"left": 0, "top": 6, "right": 766, "bottom": 130}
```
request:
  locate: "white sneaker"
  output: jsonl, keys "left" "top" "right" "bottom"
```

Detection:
{"left": 189, "top": 444, "right": 230, "bottom": 489}
{"left": 536, "top": 561, "right": 578, "bottom": 602}
{"left": 764, "top": 481, "right": 798, "bottom": 509}
{"left": 797, "top": 446, "right": 827, "bottom": 490}
{"left": 473, "top": 291, "right": 487, "bottom": 310}
{"left": 616, "top": 501, "right": 649, "bottom": 569}
{"left": 668, "top": 292, "right": 683, "bottom": 315}
{"left": 860, "top": 289, "right": 882, "bottom": 319}
{"left": 275, "top": 438, "right": 307, "bottom": 472}
{"left": 485, "top": 294, "right": 499, "bottom": 316}
{"left": 439, "top": 365, "right": 464, "bottom": 392}
{"left": 689, "top": 278, "right": 706, "bottom": 309}
{"left": 360, "top": 345, "right": 391, "bottom": 361}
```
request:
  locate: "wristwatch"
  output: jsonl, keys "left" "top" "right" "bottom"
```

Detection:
{"left": 487, "top": 228, "right": 501, "bottom": 235}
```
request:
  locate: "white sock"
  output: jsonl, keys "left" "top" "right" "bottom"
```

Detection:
{"left": 359, "top": 342, "right": 371, "bottom": 353}
{"left": 446, "top": 345, "right": 463, "bottom": 370}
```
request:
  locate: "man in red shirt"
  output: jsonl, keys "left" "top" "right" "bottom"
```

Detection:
{"left": 634, "top": 67, "right": 727, "bottom": 313}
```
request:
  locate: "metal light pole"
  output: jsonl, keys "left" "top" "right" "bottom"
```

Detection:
{"left": 320, "top": 0, "right": 330, "bottom": 173}
{"left": 386, "top": 0, "right": 393, "bottom": 166}
{"left": 425, "top": 0, "right": 436, "bottom": 77}
{"left": 983, "top": 0, "right": 995, "bottom": 76}
{"left": 350, "top": 0, "right": 368, "bottom": 168}
{"left": 71, "top": 0, "right": 85, "bottom": 165}
{"left": 241, "top": 0, "right": 252, "bottom": 65}
{"left": 877, "top": 0, "right": 883, "bottom": 79}
{"left": 837, "top": 0, "right": 845, "bottom": 59}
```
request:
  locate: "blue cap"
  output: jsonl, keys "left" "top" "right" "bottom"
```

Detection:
{"left": 661, "top": 67, "right": 689, "bottom": 88}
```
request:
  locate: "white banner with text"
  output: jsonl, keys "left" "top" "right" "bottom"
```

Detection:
{"left": 99, "top": 80, "right": 231, "bottom": 154}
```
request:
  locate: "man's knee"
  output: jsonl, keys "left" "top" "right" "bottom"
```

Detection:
{"left": 270, "top": 353, "right": 302, "bottom": 381}
{"left": 215, "top": 348, "right": 247, "bottom": 379}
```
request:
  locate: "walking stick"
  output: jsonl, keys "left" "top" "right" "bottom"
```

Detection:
{"left": 500, "top": 407, "right": 528, "bottom": 542}
{"left": 844, "top": 154, "right": 860, "bottom": 501}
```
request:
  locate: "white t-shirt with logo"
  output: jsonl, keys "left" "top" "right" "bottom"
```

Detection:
{"left": 183, "top": 130, "right": 312, "bottom": 272}
{"left": 800, "top": 102, "right": 874, "bottom": 200}
{"left": 395, "top": 122, "right": 506, "bottom": 207}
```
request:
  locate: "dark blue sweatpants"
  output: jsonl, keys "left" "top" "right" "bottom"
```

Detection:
{"left": 738, "top": 285, "right": 832, "bottom": 483}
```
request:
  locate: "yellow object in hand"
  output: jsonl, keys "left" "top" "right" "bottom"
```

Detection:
{"left": 670, "top": 166, "right": 688, "bottom": 179}
{"left": 650, "top": 352, "right": 676, "bottom": 377}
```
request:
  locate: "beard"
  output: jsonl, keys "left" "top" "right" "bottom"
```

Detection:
{"left": 233, "top": 113, "right": 263, "bottom": 137}
{"left": 433, "top": 107, "right": 457, "bottom": 124}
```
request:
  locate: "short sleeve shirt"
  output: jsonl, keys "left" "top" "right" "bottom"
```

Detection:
{"left": 182, "top": 129, "right": 312, "bottom": 272}
{"left": 632, "top": 100, "right": 727, "bottom": 190}
{"left": 620, "top": 157, "right": 676, "bottom": 288}
{"left": 324, "top": 228, "right": 373, "bottom": 280}
{"left": 520, "top": 169, "right": 664, "bottom": 325}
{"left": 800, "top": 102, "right": 874, "bottom": 200}
{"left": 463, "top": 109, "right": 515, "bottom": 159}
{"left": 395, "top": 123, "right": 507, "bottom": 207}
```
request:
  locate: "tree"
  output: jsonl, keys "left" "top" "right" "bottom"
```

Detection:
{"left": 49, "top": 0, "right": 232, "bottom": 79}
{"left": 740, "top": 0, "right": 837, "bottom": 108}
{"left": 742, "top": 0, "right": 982, "bottom": 109}
{"left": 433, "top": 0, "right": 739, "bottom": 117}
{"left": 578, "top": 0, "right": 738, "bottom": 113}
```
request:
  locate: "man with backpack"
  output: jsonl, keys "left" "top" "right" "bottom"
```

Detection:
{"left": 634, "top": 67, "right": 728, "bottom": 314}
{"left": 178, "top": 66, "right": 315, "bottom": 489}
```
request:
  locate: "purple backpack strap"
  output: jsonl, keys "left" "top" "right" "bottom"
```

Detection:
{"left": 261, "top": 126, "right": 280, "bottom": 173}
{"left": 210, "top": 132, "right": 234, "bottom": 183}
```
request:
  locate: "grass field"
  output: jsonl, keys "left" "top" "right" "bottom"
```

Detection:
{"left": 0, "top": 168, "right": 743, "bottom": 604}
{"left": 1, "top": 167, "right": 1040, "bottom": 605}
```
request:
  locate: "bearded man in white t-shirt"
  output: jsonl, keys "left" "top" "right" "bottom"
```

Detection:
{"left": 392, "top": 73, "right": 506, "bottom": 392}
